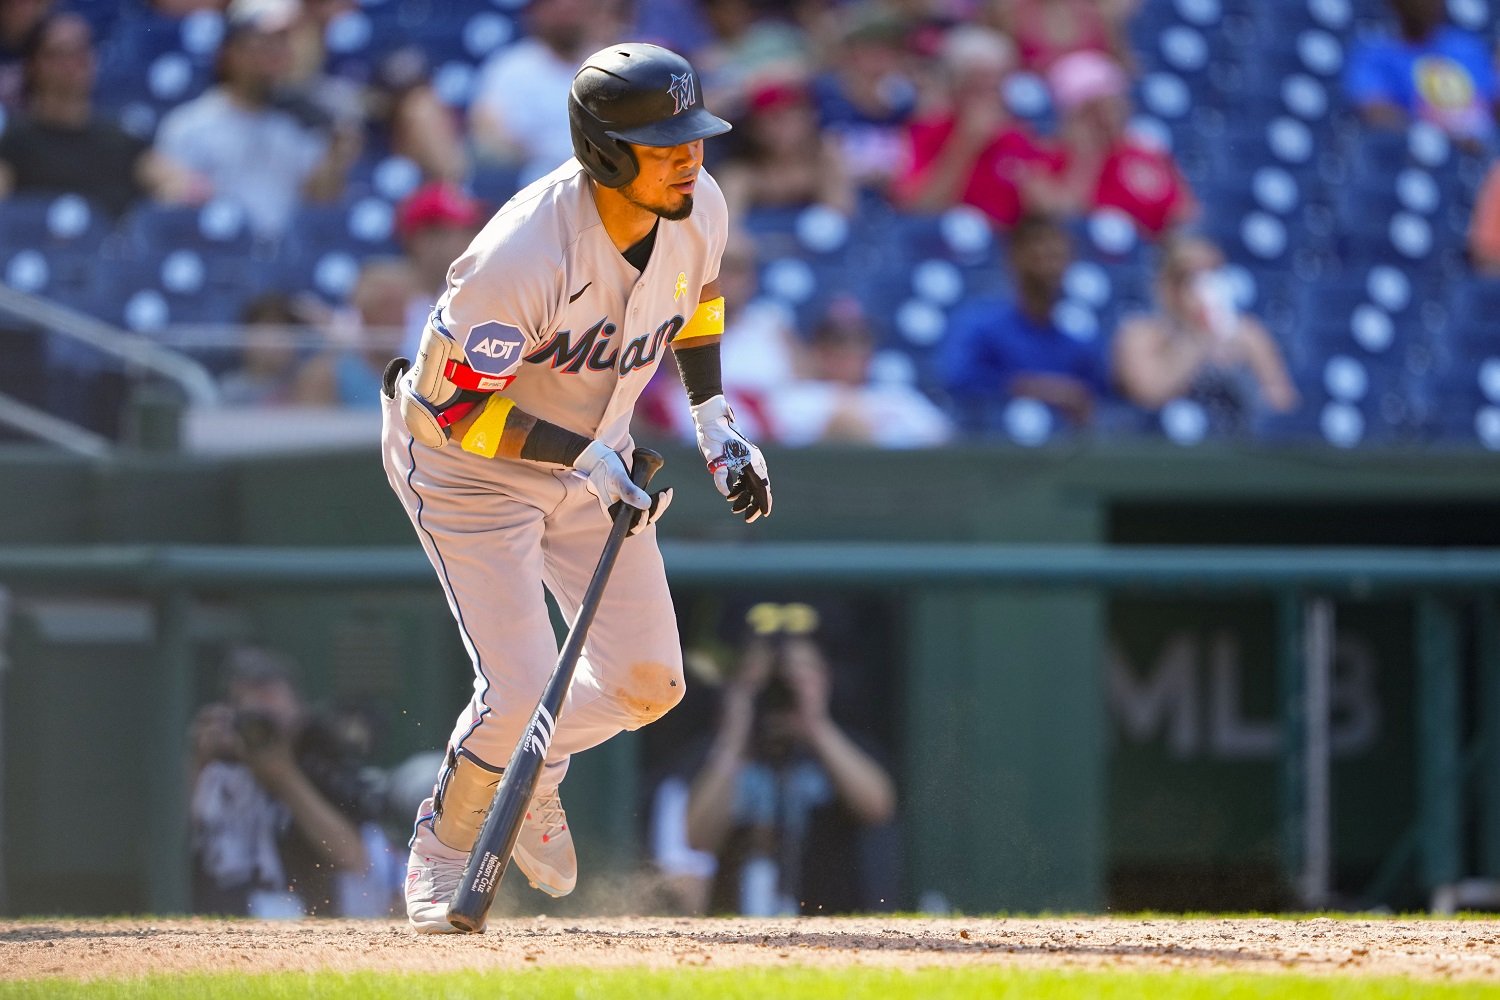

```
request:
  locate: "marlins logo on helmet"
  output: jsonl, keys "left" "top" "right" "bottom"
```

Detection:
{"left": 668, "top": 72, "right": 695, "bottom": 113}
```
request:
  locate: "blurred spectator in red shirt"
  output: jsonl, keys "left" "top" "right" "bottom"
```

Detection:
{"left": 985, "top": 0, "right": 1139, "bottom": 75}
{"left": 1468, "top": 159, "right": 1500, "bottom": 273}
{"left": 718, "top": 80, "right": 856, "bottom": 225}
{"left": 810, "top": 6, "right": 919, "bottom": 195}
{"left": 0, "top": 0, "right": 53, "bottom": 110}
{"left": 890, "top": 25, "right": 1065, "bottom": 228}
{"left": 1048, "top": 50, "right": 1196, "bottom": 237}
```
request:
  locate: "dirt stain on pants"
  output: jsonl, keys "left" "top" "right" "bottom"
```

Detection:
{"left": 617, "top": 660, "right": 685, "bottom": 728}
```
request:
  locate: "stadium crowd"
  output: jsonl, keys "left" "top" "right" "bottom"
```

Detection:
{"left": 0, "top": 0, "right": 1496, "bottom": 450}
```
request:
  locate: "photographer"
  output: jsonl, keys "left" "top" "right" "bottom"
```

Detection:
{"left": 683, "top": 604, "right": 897, "bottom": 915}
{"left": 188, "top": 646, "right": 381, "bottom": 917}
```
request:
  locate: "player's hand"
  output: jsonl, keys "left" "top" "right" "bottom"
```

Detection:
{"left": 690, "top": 395, "right": 772, "bottom": 522}
{"left": 572, "top": 441, "right": 673, "bottom": 536}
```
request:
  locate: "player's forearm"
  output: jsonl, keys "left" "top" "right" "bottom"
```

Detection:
{"left": 893, "top": 138, "right": 984, "bottom": 211}
{"left": 446, "top": 398, "right": 591, "bottom": 465}
{"left": 893, "top": 160, "right": 967, "bottom": 211}
{"left": 684, "top": 703, "right": 752, "bottom": 853}
{"left": 1246, "top": 329, "right": 1298, "bottom": 413}
{"left": 672, "top": 339, "right": 723, "bottom": 405}
{"left": 684, "top": 754, "right": 741, "bottom": 854}
{"left": 804, "top": 720, "right": 897, "bottom": 826}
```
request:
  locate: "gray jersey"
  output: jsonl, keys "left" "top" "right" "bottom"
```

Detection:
{"left": 379, "top": 157, "right": 725, "bottom": 796}
{"left": 436, "top": 159, "right": 728, "bottom": 449}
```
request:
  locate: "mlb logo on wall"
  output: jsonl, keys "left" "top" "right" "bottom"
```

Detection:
{"left": 668, "top": 73, "right": 695, "bottom": 114}
{"left": 465, "top": 321, "right": 527, "bottom": 377}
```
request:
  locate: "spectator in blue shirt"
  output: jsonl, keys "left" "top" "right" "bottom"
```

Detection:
{"left": 1343, "top": 0, "right": 1498, "bottom": 148}
{"left": 940, "top": 213, "right": 1109, "bottom": 430}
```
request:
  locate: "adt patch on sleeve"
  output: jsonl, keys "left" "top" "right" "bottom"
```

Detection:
{"left": 464, "top": 321, "right": 528, "bottom": 377}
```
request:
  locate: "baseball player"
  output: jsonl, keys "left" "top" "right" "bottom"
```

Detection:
{"left": 377, "top": 43, "right": 772, "bottom": 933}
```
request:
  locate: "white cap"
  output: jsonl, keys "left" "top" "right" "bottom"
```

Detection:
{"left": 226, "top": 0, "right": 301, "bottom": 35}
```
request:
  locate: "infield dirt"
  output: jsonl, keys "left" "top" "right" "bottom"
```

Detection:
{"left": 3, "top": 917, "right": 1499, "bottom": 982}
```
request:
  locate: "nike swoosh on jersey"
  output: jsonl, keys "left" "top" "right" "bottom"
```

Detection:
{"left": 568, "top": 282, "right": 592, "bottom": 303}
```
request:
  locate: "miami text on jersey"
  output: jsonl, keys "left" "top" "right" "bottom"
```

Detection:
{"left": 525, "top": 314, "right": 686, "bottom": 378}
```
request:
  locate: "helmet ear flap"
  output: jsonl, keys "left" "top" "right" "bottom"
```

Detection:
{"left": 568, "top": 94, "right": 639, "bottom": 189}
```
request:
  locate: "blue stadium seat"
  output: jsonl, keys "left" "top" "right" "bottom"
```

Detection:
{"left": 119, "top": 201, "right": 259, "bottom": 257}
{"left": 35, "top": 0, "right": 1494, "bottom": 450}
{"left": 1285, "top": 351, "right": 1423, "bottom": 446}
{"left": 70, "top": 0, "right": 127, "bottom": 36}
{"left": 365, "top": 2, "right": 515, "bottom": 66}
{"left": 1330, "top": 204, "right": 1464, "bottom": 276}
{"left": 78, "top": 256, "right": 250, "bottom": 374}
{"left": 470, "top": 163, "right": 524, "bottom": 207}
{"left": 271, "top": 247, "right": 364, "bottom": 305}
{"left": 0, "top": 194, "right": 111, "bottom": 252}
{"left": 97, "top": 8, "right": 208, "bottom": 74}
{"left": 1446, "top": 277, "right": 1500, "bottom": 325}
{"left": 1422, "top": 361, "right": 1500, "bottom": 444}
{"left": 289, "top": 196, "right": 402, "bottom": 259}
{"left": 2, "top": 244, "right": 98, "bottom": 306}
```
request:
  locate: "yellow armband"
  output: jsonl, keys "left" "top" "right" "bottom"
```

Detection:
{"left": 675, "top": 295, "right": 725, "bottom": 345}
{"left": 460, "top": 393, "right": 516, "bottom": 458}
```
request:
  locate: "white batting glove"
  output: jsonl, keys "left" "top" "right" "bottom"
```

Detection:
{"left": 690, "top": 395, "right": 772, "bottom": 523}
{"left": 571, "top": 441, "right": 672, "bottom": 535}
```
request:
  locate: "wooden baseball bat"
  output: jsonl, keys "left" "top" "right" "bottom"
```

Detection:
{"left": 446, "top": 447, "right": 665, "bottom": 932}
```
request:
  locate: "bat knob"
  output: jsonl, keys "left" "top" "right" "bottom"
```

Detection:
{"left": 629, "top": 448, "right": 665, "bottom": 489}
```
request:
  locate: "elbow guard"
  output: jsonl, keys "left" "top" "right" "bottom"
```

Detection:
{"left": 400, "top": 311, "right": 521, "bottom": 449}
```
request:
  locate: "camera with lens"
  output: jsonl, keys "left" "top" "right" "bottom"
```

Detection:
{"left": 233, "top": 708, "right": 279, "bottom": 751}
{"left": 757, "top": 655, "right": 796, "bottom": 715}
{"left": 744, "top": 602, "right": 820, "bottom": 718}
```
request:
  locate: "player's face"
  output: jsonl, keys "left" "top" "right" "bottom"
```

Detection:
{"left": 621, "top": 140, "right": 704, "bottom": 222}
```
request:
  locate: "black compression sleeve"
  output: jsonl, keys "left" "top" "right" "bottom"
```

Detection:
{"left": 673, "top": 341, "right": 724, "bottom": 406}
{"left": 519, "top": 419, "right": 590, "bottom": 466}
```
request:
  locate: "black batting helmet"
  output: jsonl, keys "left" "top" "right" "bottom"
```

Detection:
{"left": 568, "top": 43, "right": 731, "bottom": 189}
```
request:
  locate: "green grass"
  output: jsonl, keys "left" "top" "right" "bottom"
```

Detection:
{"left": 2, "top": 967, "right": 1496, "bottom": 1000}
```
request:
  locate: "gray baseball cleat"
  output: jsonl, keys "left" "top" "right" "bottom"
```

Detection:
{"left": 511, "top": 784, "right": 576, "bottom": 897}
